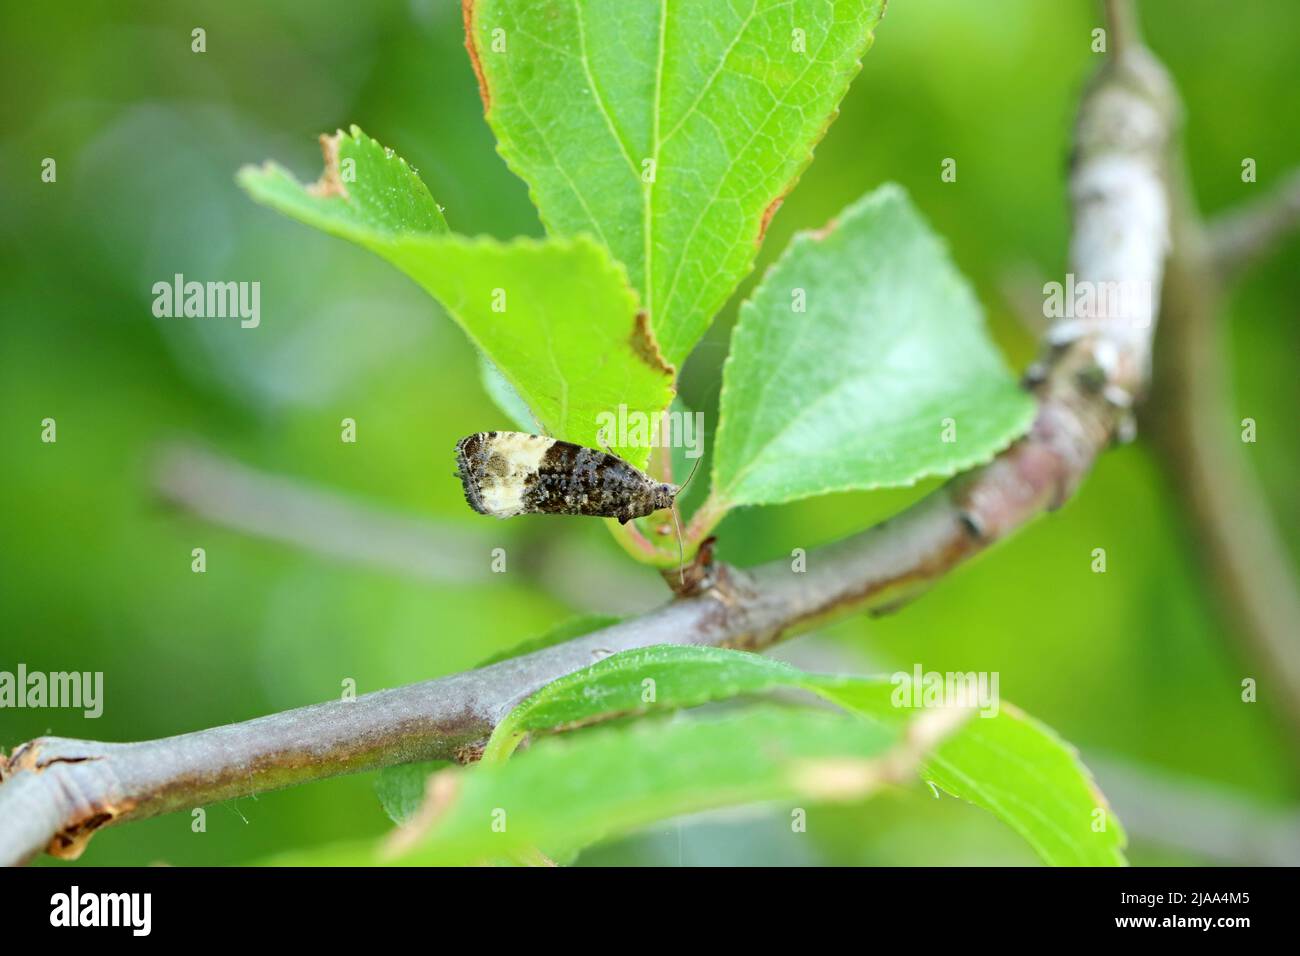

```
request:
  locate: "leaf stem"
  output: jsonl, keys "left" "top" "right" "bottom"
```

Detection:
{"left": 683, "top": 491, "right": 729, "bottom": 547}
{"left": 604, "top": 517, "right": 677, "bottom": 567}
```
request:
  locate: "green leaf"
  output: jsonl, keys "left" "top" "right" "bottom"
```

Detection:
{"left": 375, "top": 761, "right": 450, "bottom": 825}
{"left": 475, "top": 613, "right": 622, "bottom": 668}
{"left": 710, "top": 184, "right": 1037, "bottom": 508}
{"left": 381, "top": 619, "right": 618, "bottom": 829}
{"left": 239, "top": 126, "right": 675, "bottom": 466}
{"left": 466, "top": 0, "right": 887, "bottom": 366}
{"left": 818, "top": 684, "right": 1128, "bottom": 867}
{"left": 483, "top": 643, "right": 799, "bottom": 761}
{"left": 389, "top": 708, "right": 907, "bottom": 866}
{"left": 484, "top": 645, "right": 1126, "bottom": 865}
{"left": 236, "top": 126, "right": 449, "bottom": 239}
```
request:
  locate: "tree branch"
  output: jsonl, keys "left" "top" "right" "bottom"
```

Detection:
{"left": 0, "top": 16, "right": 1180, "bottom": 866}
{"left": 1209, "top": 167, "right": 1300, "bottom": 279}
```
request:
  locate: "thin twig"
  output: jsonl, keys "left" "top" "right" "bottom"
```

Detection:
{"left": 1144, "top": 164, "right": 1300, "bottom": 742}
{"left": 1086, "top": 754, "right": 1300, "bottom": 866}
{"left": 1209, "top": 168, "right": 1300, "bottom": 279}
{"left": 153, "top": 441, "right": 661, "bottom": 613}
{"left": 153, "top": 442, "right": 491, "bottom": 584}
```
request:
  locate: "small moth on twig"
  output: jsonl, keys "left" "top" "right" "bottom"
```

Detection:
{"left": 455, "top": 431, "right": 698, "bottom": 581}
{"left": 455, "top": 431, "right": 677, "bottom": 523}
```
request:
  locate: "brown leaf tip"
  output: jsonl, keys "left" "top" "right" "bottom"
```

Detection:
{"left": 307, "top": 131, "right": 349, "bottom": 199}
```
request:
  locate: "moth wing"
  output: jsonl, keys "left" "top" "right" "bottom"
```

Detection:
{"left": 529, "top": 438, "right": 660, "bottom": 521}
{"left": 455, "top": 431, "right": 554, "bottom": 518}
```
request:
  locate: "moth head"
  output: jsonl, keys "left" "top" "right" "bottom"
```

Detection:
{"left": 652, "top": 482, "right": 679, "bottom": 511}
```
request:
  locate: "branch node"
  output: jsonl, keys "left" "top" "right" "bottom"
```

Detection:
{"left": 452, "top": 741, "right": 486, "bottom": 766}
{"left": 664, "top": 535, "right": 721, "bottom": 597}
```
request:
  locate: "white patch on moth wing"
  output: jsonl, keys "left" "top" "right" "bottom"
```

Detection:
{"left": 476, "top": 432, "right": 554, "bottom": 518}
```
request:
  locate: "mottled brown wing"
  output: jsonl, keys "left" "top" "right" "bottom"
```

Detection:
{"left": 455, "top": 432, "right": 661, "bottom": 522}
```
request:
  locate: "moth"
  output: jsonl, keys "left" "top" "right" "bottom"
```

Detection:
{"left": 455, "top": 431, "right": 679, "bottom": 524}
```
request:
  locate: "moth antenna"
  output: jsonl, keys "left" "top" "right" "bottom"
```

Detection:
{"left": 679, "top": 455, "right": 703, "bottom": 493}
{"left": 670, "top": 505, "right": 685, "bottom": 587}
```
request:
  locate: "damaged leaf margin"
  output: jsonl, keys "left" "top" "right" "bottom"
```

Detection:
{"left": 239, "top": 126, "right": 676, "bottom": 465}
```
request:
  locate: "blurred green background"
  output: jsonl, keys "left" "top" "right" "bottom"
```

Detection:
{"left": 2, "top": 0, "right": 1297, "bottom": 866}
